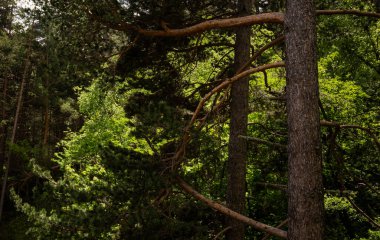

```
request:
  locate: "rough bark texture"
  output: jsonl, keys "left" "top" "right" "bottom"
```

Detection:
{"left": 285, "top": 1, "right": 324, "bottom": 240}
{"left": 226, "top": 1, "right": 252, "bottom": 239}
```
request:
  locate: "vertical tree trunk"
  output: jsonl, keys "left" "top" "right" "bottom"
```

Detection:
{"left": 0, "top": 58, "right": 30, "bottom": 221}
{"left": 226, "top": 0, "right": 252, "bottom": 239}
{"left": 285, "top": 1, "right": 324, "bottom": 240}
{"left": 42, "top": 78, "right": 50, "bottom": 164}
{"left": 0, "top": 78, "right": 8, "bottom": 176}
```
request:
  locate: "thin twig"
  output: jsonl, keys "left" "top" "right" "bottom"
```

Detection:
{"left": 213, "top": 226, "right": 232, "bottom": 240}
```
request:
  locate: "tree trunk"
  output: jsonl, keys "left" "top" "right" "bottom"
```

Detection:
{"left": 42, "top": 77, "right": 50, "bottom": 164}
{"left": 0, "top": 58, "right": 30, "bottom": 221}
{"left": 0, "top": 78, "right": 8, "bottom": 176}
{"left": 285, "top": 1, "right": 324, "bottom": 240}
{"left": 226, "top": 1, "right": 252, "bottom": 239}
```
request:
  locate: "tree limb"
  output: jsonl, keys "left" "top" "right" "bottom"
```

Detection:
{"left": 175, "top": 176, "right": 288, "bottom": 239}
{"left": 316, "top": 9, "right": 380, "bottom": 18}
{"left": 90, "top": 9, "right": 380, "bottom": 37}
{"left": 345, "top": 192, "right": 380, "bottom": 229}
{"left": 239, "top": 135, "right": 287, "bottom": 150}
{"left": 320, "top": 120, "right": 380, "bottom": 151}
{"left": 261, "top": 218, "right": 289, "bottom": 240}
{"left": 169, "top": 62, "right": 285, "bottom": 167}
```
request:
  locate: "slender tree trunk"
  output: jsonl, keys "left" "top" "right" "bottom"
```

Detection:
{"left": 226, "top": 1, "right": 252, "bottom": 239}
{"left": 42, "top": 77, "right": 50, "bottom": 164}
{"left": 285, "top": 1, "right": 324, "bottom": 240}
{"left": 0, "top": 78, "right": 8, "bottom": 176}
{"left": 0, "top": 58, "right": 30, "bottom": 221}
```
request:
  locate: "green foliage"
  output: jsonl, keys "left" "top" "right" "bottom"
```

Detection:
{"left": 3, "top": 0, "right": 380, "bottom": 239}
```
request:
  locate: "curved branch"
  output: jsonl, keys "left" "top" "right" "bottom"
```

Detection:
{"left": 89, "top": 11, "right": 283, "bottom": 36}
{"left": 91, "top": 9, "right": 380, "bottom": 37}
{"left": 237, "top": 35, "right": 285, "bottom": 73}
{"left": 320, "top": 120, "right": 380, "bottom": 151}
{"left": 169, "top": 62, "right": 285, "bottom": 165}
{"left": 176, "top": 176, "right": 288, "bottom": 239}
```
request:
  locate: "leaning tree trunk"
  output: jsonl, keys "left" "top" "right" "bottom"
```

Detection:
{"left": 285, "top": 0, "right": 324, "bottom": 240}
{"left": 226, "top": 0, "right": 252, "bottom": 239}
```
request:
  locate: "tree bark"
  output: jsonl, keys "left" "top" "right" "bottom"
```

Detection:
{"left": 226, "top": 1, "right": 252, "bottom": 239}
{"left": 285, "top": 0, "right": 324, "bottom": 239}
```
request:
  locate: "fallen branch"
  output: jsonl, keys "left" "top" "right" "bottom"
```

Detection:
{"left": 176, "top": 176, "right": 288, "bottom": 239}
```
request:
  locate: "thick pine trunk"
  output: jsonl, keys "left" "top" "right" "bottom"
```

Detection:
{"left": 285, "top": 1, "right": 324, "bottom": 239}
{"left": 226, "top": 0, "right": 252, "bottom": 239}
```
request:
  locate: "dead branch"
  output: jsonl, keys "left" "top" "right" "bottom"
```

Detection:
{"left": 261, "top": 218, "right": 289, "bottom": 240}
{"left": 213, "top": 226, "right": 232, "bottom": 240}
{"left": 345, "top": 195, "right": 380, "bottom": 229}
{"left": 316, "top": 9, "right": 380, "bottom": 18}
{"left": 255, "top": 182, "right": 287, "bottom": 191}
{"left": 320, "top": 120, "right": 380, "bottom": 151}
{"left": 239, "top": 135, "right": 287, "bottom": 150}
{"left": 176, "top": 176, "right": 288, "bottom": 239}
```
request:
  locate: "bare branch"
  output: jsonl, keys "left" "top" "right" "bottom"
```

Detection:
{"left": 320, "top": 120, "right": 380, "bottom": 151}
{"left": 261, "top": 218, "right": 289, "bottom": 240}
{"left": 345, "top": 195, "right": 380, "bottom": 229}
{"left": 176, "top": 176, "right": 288, "bottom": 239}
{"left": 237, "top": 35, "right": 285, "bottom": 73}
{"left": 239, "top": 135, "right": 287, "bottom": 150}
{"left": 316, "top": 10, "right": 380, "bottom": 18}
{"left": 213, "top": 226, "right": 232, "bottom": 240}
{"left": 255, "top": 182, "right": 287, "bottom": 191}
{"left": 169, "top": 62, "right": 285, "bottom": 166}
